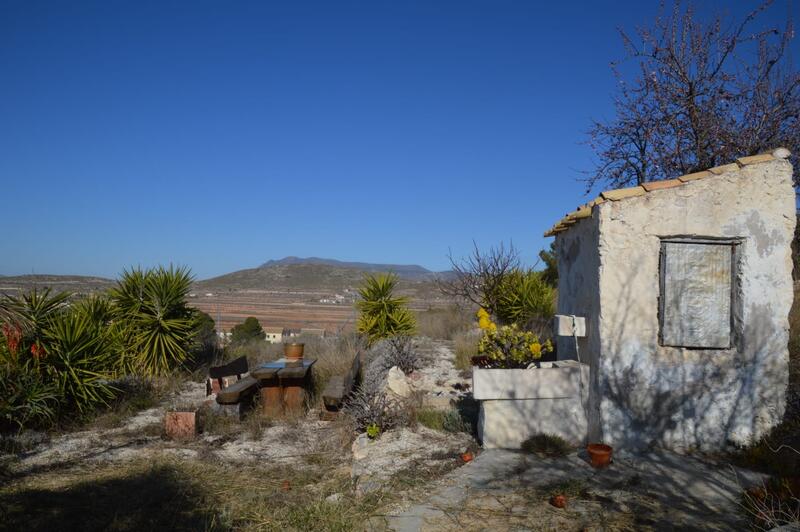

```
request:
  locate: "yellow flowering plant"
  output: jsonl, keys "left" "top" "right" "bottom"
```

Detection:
{"left": 476, "top": 308, "right": 553, "bottom": 368}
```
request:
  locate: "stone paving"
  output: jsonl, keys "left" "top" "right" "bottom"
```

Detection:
{"left": 375, "top": 447, "right": 765, "bottom": 531}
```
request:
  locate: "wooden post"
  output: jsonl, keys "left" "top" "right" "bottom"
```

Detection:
{"left": 260, "top": 382, "right": 283, "bottom": 417}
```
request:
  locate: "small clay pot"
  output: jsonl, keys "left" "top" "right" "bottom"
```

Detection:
{"left": 550, "top": 494, "right": 567, "bottom": 508}
{"left": 283, "top": 342, "right": 305, "bottom": 360}
{"left": 587, "top": 443, "right": 613, "bottom": 468}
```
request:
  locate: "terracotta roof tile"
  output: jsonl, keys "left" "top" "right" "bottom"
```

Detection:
{"left": 708, "top": 163, "right": 740, "bottom": 175}
{"left": 738, "top": 153, "right": 774, "bottom": 165}
{"left": 641, "top": 179, "right": 683, "bottom": 192}
{"left": 601, "top": 186, "right": 646, "bottom": 201}
{"left": 677, "top": 170, "right": 712, "bottom": 182}
{"left": 542, "top": 149, "right": 787, "bottom": 237}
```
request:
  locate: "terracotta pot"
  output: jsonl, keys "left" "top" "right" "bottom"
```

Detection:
{"left": 550, "top": 494, "right": 567, "bottom": 508}
{"left": 283, "top": 342, "right": 305, "bottom": 360}
{"left": 587, "top": 443, "right": 613, "bottom": 468}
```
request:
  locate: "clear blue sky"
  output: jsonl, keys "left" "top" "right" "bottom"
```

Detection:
{"left": 1, "top": 1, "right": 796, "bottom": 279}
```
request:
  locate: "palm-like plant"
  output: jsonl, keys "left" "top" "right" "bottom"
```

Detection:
{"left": 0, "top": 362, "right": 58, "bottom": 430}
{"left": 42, "top": 311, "right": 116, "bottom": 413}
{"left": 356, "top": 273, "right": 417, "bottom": 346}
{"left": 1, "top": 288, "right": 70, "bottom": 360}
{"left": 109, "top": 266, "right": 196, "bottom": 376}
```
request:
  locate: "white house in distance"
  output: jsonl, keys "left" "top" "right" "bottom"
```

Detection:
{"left": 545, "top": 148, "right": 794, "bottom": 451}
{"left": 264, "top": 327, "right": 284, "bottom": 344}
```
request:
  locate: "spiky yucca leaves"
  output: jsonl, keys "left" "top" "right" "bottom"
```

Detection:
{"left": 1, "top": 288, "right": 70, "bottom": 354}
{"left": 494, "top": 269, "right": 555, "bottom": 327}
{"left": 109, "top": 266, "right": 196, "bottom": 376}
{"left": 356, "top": 273, "right": 416, "bottom": 346}
{"left": 0, "top": 361, "right": 58, "bottom": 430}
{"left": 42, "top": 311, "right": 116, "bottom": 413}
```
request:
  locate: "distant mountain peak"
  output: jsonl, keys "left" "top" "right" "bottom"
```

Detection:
{"left": 258, "top": 256, "right": 432, "bottom": 275}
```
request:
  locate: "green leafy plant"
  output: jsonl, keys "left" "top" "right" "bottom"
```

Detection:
{"left": 366, "top": 423, "right": 381, "bottom": 439}
{"left": 0, "top": 362, "right": 58, "bottom": 430}
{"left": 109, "top": 266, "right": 196, "bottom": 376}
{"left": 477, "top": 317, "right": 553, "bottom": 369}
{"left": 43, "top": 311, "right": 117, "bottom": 413}
{"left": 230, "top": 317, "right": 265, "bottom": 346}
{"left": 1, "top": 288, "right": 70, "bottom": 359}
{"left": 356, "top": 273, "right": 416, "bottom": 346}
{"left": 494, "top": 269, "right": 555, "bottom": 327}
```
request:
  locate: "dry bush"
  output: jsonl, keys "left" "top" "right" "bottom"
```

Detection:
{"left": 305, "top": 334, "right": 364, "bottom": 402}
{"left": 415, "top": 305, "right": 474, "bottom": 340}
{"left": 521, "top": 433, "right": 573, "bottom": 457}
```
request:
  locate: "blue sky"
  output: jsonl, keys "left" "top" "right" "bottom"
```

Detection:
{"left": 1, "top": 1, "right": 797, "bottom": 279}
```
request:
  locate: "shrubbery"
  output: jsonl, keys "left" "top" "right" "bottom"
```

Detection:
{"left": 356, "top": 273, "right": 416, "bottom": 346}
{"left": 0, "top": 266, "right": 207, "bottom": 431}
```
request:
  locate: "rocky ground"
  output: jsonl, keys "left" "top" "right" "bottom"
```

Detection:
{"left": 0, "top": 339, "right": 770, "bottom": 530}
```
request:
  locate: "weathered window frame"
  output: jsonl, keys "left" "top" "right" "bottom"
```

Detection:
{"left": 658, "top": 236, "right": 742, "bottom": 349}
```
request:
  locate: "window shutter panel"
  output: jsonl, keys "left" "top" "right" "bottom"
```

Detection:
{"left": 661, "top": 242, "right": 732, "bottom": 348}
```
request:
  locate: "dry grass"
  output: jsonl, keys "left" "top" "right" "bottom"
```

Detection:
{"left": 453, "top": 330, "right": 479, "bottom": 372}
{"left": 415, "top": 305, "right": 474, "bottom": 340}
{"left": 0, "top": 455, "right": 380, "bottom": 531}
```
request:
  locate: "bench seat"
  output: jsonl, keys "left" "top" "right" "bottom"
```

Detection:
{"left": 216, "top": 375, "right": 259, "bottom": 405}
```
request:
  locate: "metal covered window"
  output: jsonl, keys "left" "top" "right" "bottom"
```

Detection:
{"left": 659, "top": 238, "right": 738, "bottom": 349}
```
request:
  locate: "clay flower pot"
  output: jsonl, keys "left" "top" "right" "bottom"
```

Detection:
{"left": 587, "top": 443, "right": 613, "bottom": 468}
{"left": 550, "top": 494, "right": 567, "bottom": 508}
{"left": 283, "top": 342, "right": 305, "bottom": 360}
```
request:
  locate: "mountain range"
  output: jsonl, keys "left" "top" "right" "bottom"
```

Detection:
{"left": 0, "top": 257, "right": 450, "bottom": 294}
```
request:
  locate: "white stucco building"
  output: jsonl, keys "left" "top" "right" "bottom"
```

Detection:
{"left": 264, "top": 327, "right": 284, "bottom": 344}
{"left": 545, "top": 149, "right": 795, "bottom": 451}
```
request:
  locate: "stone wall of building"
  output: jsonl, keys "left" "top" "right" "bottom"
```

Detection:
{"left": 589, "top": 158, "right": 795, "bottom": 451}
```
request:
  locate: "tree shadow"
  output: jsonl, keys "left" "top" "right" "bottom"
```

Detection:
{"left": 0, "top": 463, "right": 223, "bottom": 531}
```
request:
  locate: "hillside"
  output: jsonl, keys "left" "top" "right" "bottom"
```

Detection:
{"left": 0, "top": 275, "right": 115, "bottom": 296}
{"left": 198, "top": 258, "right": 450, "bottom": 292}
{"left": 259, "top": 256, "right": 435, "bottom": 279}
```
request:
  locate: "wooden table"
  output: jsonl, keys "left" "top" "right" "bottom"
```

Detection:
{"left": 251, "top": 358, "right": 317, "bottom": 417}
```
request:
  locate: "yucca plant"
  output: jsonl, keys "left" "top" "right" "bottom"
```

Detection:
{"left": 42, "top": 311, "right": 116, "bottom": 413}
{"left": 356, "top": 273, "right": 417, "bottom": 346}
{"left": 109, "top": 266, "right": 196, "bottom": 376}
{"left": 0, "top": 361, "right": 58, "bottom": 430}
{"left": 494, "top": 269, "right": 555, "bottom": 327}
{"left": 1, "top": 288, "right": 70, "bottom": 358}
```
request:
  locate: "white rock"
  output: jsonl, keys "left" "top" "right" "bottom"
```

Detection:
{"left": 325, "top": 493, "right": 343, "bottom": 503}
{"left": 773, "top": 147, "right": 791, "bottom": 159}
{"left": 384, "top": 366, "right": 412, "bottom": 398}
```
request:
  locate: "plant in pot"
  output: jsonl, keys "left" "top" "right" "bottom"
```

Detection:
{"left": 283, "top": 342, "right": 304, "bottom": 360}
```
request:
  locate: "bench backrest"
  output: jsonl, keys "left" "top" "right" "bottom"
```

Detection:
{"left": 209, "top": 356, "right": 249, "bottom": 380}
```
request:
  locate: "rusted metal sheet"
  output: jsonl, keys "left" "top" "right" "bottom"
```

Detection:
{"left": 661, "top": 242, "right": 732, "bottom": 348}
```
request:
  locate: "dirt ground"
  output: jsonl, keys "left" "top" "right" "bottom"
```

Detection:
{"left": 0, "top": 339, "right": 770, "bottom": 531}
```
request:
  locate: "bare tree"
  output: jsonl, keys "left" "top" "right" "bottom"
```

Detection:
{"left": 436, "top": 241, "right": 520, "bottom": 315}
{"left": 586, "top": 1, "right": 799, "bottom": 191}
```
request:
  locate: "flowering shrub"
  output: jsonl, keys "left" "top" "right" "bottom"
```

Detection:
{"left": 476, "top": 308, "right": 553, "bottom": 368}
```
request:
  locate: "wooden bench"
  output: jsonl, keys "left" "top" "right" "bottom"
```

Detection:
{"left": 322, "top": 351, "right": 362, "bottom": 412}
{"left": 209, "top": 356, "right": 259, "bottom": 406}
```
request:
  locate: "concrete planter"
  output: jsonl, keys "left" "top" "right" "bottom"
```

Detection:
{"left": 473, "top": 361, "right": 589, "bottom": 449}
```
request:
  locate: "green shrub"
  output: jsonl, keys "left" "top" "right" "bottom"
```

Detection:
{"left": 42, "top": 311, "right": 117, "bottom": 414}
{"left": 494, "top": 269, "right": 555, "bottom": 327}
{"left": 521, "top": 433, "right": 573, "bottom": 457}
{"left": 230, "top": 316, "right": 265, "bottom": 346}
{"left": 415, "top": 408, "right": 470, "bottom": 433}
{"left": 109, "top": 266, "right": 196, "bottom": 376}
{"left": 0, "top": 363, "right": 57, "bottom": 430}
{"left": 356, "top": 273, "right": 416, "bottom": 346}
